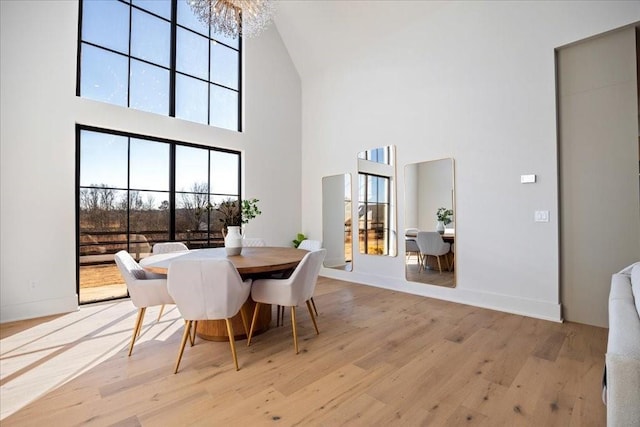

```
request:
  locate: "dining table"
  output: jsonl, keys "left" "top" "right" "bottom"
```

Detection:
{"left": 140, "top": 246, "right": 308, "bottom": 342}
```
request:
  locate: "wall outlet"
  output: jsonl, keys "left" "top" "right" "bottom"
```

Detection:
{"left": 534, "top": 210, "right": 550, "bottom": 222}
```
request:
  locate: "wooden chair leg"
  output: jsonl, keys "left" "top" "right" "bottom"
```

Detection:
{"left": 291, "top": 306, "right": 298, "bottom": 354}
{"left": 128, "top": 307, "right": 146, "bottom": 356}
{"left": 310, "top": 297, "right": 318, "bottom": 317}
{"left": 306, "top": 300, "right": 319, "bottom": 335}
{"left": 436, "top": 256, "right": 443, "bottom": 273}
{"left": 190, "top": 320, "right": 197, "bottom": 346}
{"left": 225, "top": 319, "right": 239, "bottom": 371}
{"left": 157, "top": 304, "right": 165, "bottom": 321}
{"left": 449, "top": 252, "right": 455, "bottom": 272}
{"left": 239, "top": 306, "right": 249, "bottom": 337}
{"left": 174, "top": 320, "right": 191, "bottom": 374}
{"left": 247, "top": 302, "right": 261, "bottom": 346}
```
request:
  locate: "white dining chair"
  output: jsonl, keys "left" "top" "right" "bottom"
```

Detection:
{"left": 242, "top": 238, "right": 267, "bottom": 247}
{"left": 294, "top": 239, "right": 322, "bottom": 318}
{"left": 152, "top": 242, "right": 189, "bottom": 320}
{"left": 114, "top": 250, "right": 174, "bottom": 356}
{"left": 167, "top": 259, "right": 252, "bottom": 373}
{"left": 248, "top": 249, "right": 326, "bottom": 354}
{"left": 152, "top": 241, "right": 188, "bottom": 254}
{"left": 416, "top": 231, "right": 451, "bottom": 273}
{"left": 297, "top": 239, "right": 322, "bottom": 251}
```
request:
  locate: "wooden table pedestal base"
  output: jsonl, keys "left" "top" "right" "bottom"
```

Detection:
{"left": 196, "top": 298, "right": 271, "bottom": 342}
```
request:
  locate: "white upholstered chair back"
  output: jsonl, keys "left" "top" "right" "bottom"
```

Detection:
{"left": 298, "top": 239, "right": 322, "bottom": 251}
{"left": 114, "top": 250, "right": 174, "bottom": 356}
{"left": 114, "top": 250, "right": 173, "bottom": 308}
{"left": 152, "top": 242, "right": 188, "bottom": 254}
{"left": 167, "top": 259, "right": 251, "bottom": 321}
{"left": 242, "top": 238, "right": 267, "bottom": 247}
{"left": 405, "top": 239, "right": 420, "bottom": 254}
{"left": 416, "top": 231, "right": 450, "bottom": 256}
{"left": 252, "top": 249, "right": 326, "bottom": 307}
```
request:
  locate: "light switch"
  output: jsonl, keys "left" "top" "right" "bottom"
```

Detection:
{"left": 534, "top": 210, "right": 550, "bottom": 222}
{"left": 521, "top": 174, "right": 536, "bottom": 184}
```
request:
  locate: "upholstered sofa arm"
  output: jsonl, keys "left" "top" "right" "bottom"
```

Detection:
{"left": 605, "top": 353, "right": 640, "bottom": 426}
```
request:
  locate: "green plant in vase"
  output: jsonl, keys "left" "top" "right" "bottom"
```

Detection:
{"left": 436, "top": 207, "right": 453, "bottom": 234}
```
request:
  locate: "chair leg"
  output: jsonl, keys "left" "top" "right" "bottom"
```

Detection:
{"left": 306, "top": 300, "right": 319, "bottom": 335}
{"left": 190, "top": 320, "right": 197, "bottom": 346}
{"left": 225, "top": 319, "right": 239, "bottom": 371}
{"left": 157, "top": 304, "right": 165, "bottom": 322}
{"left": 277, "top": 305, "right": 285, "bottom": 327}
{"left": 310, "top": 297, "right": 318, "bottom": 317}
{"left": 239, "top": 305, "right": 249, "bottom": 337}
{"left": 291, "top": 306, "right": 299, "bottom": 354}
{"left": 436, "top": 256, "right": 443, "bottom": 273}
{"left": 128, "top": 307, "right": 146, "bottom": 357}
{"left": 174, "top": 320, "right": 192, "bottom": 374}
{"left": 449, "top": 252, "right": 455, "bottom": 272}
{"left": 247, "top": 302, "right": 261, "bottom": 346}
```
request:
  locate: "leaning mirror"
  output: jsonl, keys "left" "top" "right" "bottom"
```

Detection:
{"left": 322, "top": 174, "right": 353, "bottom": 271}
{"left": 404, "top": 158, "right": 455, "bottom": 287}
{"left": 357, "top": 145, "right": 397, "bottom": 256}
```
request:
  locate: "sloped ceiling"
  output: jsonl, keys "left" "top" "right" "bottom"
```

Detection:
{"left": 272, "top": 0, "right": 446, "bottom": 79}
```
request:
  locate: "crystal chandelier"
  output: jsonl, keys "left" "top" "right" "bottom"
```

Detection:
{"left": 187, "top": 0, "right": 275, "bottom": 39}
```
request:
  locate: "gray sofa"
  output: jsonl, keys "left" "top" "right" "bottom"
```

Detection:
{"left": 604, "top": 262, "right": 640, "bottom": 426}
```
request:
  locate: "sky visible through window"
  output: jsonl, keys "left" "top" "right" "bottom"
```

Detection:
{"left": 80, "top": 130, "right": 239, "bottom": 211}
{"left": 79, "top": 0, "right": 241, "bottom": 131}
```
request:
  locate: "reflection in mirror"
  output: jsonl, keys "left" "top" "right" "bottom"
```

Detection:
{"left": 404, "top": 158, "right": 455, "bottom": 287}
{"left": 357, "top": 146, "right": 397, "bottom": 256}
{"left": 322, "top": 174, "right": 353, "bottom": 271}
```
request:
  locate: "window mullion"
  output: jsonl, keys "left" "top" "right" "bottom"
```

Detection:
{"left": 169, "top": 0, "right": 177, "bottom": 117}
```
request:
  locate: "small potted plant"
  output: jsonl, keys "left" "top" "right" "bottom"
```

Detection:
{"left": 436, "top": 207, "right": 453, "bottom": 234}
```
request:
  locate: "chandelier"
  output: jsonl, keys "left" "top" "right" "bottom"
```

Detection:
{"left": 187, "top": 0, "right": 275, "bottom": 39}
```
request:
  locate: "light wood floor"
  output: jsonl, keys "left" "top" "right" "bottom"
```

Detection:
{"left": 1, "top": 277, "right": 607, "bottom": 426}
{"left": 405, "top": 256, "right": 455, "bottom": 287}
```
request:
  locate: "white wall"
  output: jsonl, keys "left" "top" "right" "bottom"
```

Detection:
{"left": 298, "top": 2, "right": 640, "bottom": 322}
{"left": 0, "top": 1, "right": 301, "bottom": 322}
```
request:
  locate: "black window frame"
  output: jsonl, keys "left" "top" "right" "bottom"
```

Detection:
{"left": 76, "top": 0, "right": 242, "bottom": 132}
{"left": 358, "top": 172, "right": 391, "bottom": 256}
{"left": 75, "top": 124, "right": 242, "bottom": 304}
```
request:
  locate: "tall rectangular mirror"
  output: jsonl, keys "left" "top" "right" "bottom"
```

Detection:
{"left": 404, "top": 158, "right": 455, "bottom": 287}
{"left": 322, "top": 174, "right": 353, "bottom": 271}
{"left": 357, "top": 145, "right": 397, "bottom": 256}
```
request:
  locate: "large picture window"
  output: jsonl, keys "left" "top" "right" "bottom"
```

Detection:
{"left": 77, "top": 0, "right": 241, "bottom": 131}
{"left": 77, "top": 126, "right": 241, "bottom": 303}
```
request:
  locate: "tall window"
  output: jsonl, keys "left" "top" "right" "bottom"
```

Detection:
{"left": 77, "top": 0, "right": 241, "bottom": 131}
{"left": 77, "top": 126, "right": 241, "bottom": 303}
{"left": 358, "top": 174, "right": 390, "bottom": 255}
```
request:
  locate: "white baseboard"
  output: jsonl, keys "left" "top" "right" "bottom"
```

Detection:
{"left": 0, "top": 295, "right": 78, "bottom": 323}
{"left": 319, "top": 268, "right": 562, "bottom": 323}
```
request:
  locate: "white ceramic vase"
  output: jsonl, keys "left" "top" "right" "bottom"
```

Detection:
{"left": 223, "top": 226, "right": 244, "bottom": 256}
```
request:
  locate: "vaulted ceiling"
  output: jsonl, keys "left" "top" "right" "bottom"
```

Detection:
{"left": 272, "top": 0, "right": 446, "bottom": 79}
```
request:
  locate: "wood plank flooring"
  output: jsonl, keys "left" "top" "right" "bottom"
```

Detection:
{"left": 0, "top": 277, "right": 607, "bottom": 426}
